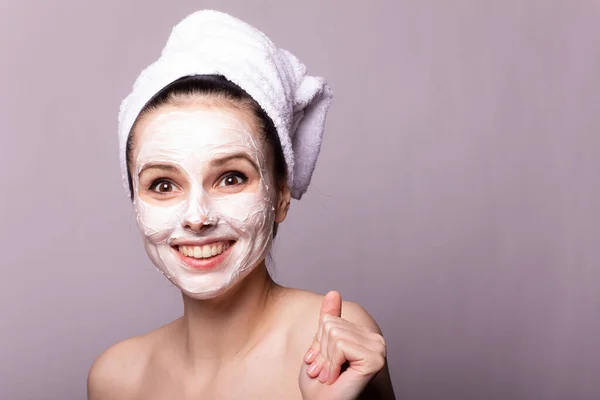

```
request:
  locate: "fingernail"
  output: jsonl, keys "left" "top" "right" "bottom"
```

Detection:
{"left": 304, "top": 349, "right": 314, "bottom": 362}
{"left": 307, "top": 362, "right": 317, "bottom": 375}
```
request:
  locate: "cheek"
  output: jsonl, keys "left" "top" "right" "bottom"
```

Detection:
{"left": 134, "top": 198, "right": 184, "bottom": 241}
{"left": 212, "top": 191, "right": 272, "bottom": 233}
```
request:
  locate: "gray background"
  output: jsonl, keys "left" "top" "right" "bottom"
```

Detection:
{"left": 1, "top": 1, "right": 599, "bottom": 399}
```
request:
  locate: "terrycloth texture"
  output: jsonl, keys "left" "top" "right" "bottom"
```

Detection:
{"left": 118, "top": 10, "right": 333, "bottom": 200}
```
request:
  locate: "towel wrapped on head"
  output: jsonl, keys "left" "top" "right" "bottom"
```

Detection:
{"left": 118, "top": 9, "right": 333, "bottom": 200}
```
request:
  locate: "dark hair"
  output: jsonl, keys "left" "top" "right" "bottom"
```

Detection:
{"left": 125, "top": 75, "right": 288, "bottom": 236}
{"left": 126, "top": 74, "right": 286, "bottom": 193}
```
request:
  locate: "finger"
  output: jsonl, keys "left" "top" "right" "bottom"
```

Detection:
{"left": 323, "top": 315, "right": 381, "bottom": 340}
{"left": 325, "top": 314, "right": 374, "bottom": 335}
{"left": 318, "top": 359, "right": 330, "bottom": 383}
{"left": 317, "top": 291, "right": 342, "bottom": 340}
{"left": 326, "top": 326, "right": 376, "bottom": 367}
{"left": 316, "top": 291, "right": 343, "bottom": 361}
{"left": 331, "top": 339, "right": 386, "bottom": 379}
{"left": 325, "top": 327, "right": 372, "bottom": 385}
{"left": 328, "top": 353, "right": 343, "bottom": 385}
{"left": 319, "top": 316, "right": 351, "bottom": 365}
{"left": 320, "top": 290, "right": 342, "bottom": 319}
{"left": 304, "top": 339, "right": 321, "bottom": 364}
{"left": 306, "top": 352, "right": 326, "bottom": 378}
{"left": 320, "top": 320, "right": 385, "bottom": 376}
{"left": 318, "top": 314, "right": 336, "bottom": 364}
{"left": 323, "top": 326, "right": 387, "bottom": 384}
{"left": 318, "top": 322, "right": 351, "bottom": 384}
{"left": 328, "top": 339, "right": 358, "bottom": 384}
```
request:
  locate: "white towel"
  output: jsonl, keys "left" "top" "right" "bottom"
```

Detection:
{"left": 118, "top": 10, "right": 333, "bottom": 200}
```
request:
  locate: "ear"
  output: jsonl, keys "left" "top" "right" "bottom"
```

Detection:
{"left": 275, "top": 183, "right": 291, "bottom": 223}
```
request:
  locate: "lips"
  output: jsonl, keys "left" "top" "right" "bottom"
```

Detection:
{"left": 177, "top": 241, "right": 231, "bottom": 259}
{"left": 171, "top": 240, "right": 235, "bottom": 270}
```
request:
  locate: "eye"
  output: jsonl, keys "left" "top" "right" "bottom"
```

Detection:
{"left": 149, "top": 179, "right": 176, "bottom": 194}
{"left": 218, "top": 171, "right": 248, "bottom": 187}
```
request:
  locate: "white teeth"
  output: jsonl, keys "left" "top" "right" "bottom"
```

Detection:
{"left": 178, "top": 242, "right": 231, "bottom": 259}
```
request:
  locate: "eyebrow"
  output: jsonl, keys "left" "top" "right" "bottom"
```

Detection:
{"left": 137, "top": 154, "right": 260, "bottom": 177}
{"left": 211, "top": 153, "right": 259, "bottom": 172}
{"left": 138, "top": 163, "right": 179, "bottom": 177}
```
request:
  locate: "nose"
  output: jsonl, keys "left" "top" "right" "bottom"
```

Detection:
{"left": 182, "top": 216, "right": 210, "bottom": 233}
{"left": 181, "top": 196, "right": 213, "bottom": 233}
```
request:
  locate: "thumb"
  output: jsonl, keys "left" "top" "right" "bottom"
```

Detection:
{"left": 320, "top": 290, "right": 342, "bottom": 318}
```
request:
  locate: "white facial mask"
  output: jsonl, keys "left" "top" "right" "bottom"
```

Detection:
{"left": 131, "top": 109, "right": 276, "bottom": 299}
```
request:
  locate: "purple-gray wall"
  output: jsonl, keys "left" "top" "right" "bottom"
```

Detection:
{"left": 1, "top": 1, "right": 598, "bottom": 399}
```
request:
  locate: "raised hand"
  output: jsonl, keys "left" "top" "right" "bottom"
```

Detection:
{"left": 298, "top": 291, "right": 387, "bottom": 400}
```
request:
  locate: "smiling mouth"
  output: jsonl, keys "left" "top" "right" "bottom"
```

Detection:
{"left": 175, "top": 241, "right": 233, "bottom": 259}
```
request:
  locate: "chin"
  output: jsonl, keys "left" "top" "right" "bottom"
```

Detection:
{"left": 179, "top": 283, "right": 231, "bottom": 300}
{"left": 146, "top": 240, "right": 270, "bottom": 300}
{"left": 173, "top": 265, "right": 256, "bottom": 300}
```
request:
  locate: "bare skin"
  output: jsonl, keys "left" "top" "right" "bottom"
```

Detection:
{"left": 88, "top": 100, "right": 395, "bottom": 399}
{"left": 87, "top": 264, "right": 394, "bottom": 399}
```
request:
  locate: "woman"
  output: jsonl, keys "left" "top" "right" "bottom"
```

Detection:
{"left": 88, "top": 10, "right": 395, "bottom": 399}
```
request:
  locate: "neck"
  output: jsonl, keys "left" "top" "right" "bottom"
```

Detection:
{"left": 177, "top": 261, "right": 281, "bottom": 368}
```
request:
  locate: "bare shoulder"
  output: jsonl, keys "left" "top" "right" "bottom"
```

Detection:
{"left": 279, "top": 288, "right": 395, "bottom": 399}
{"left": 340, "top": 297, "right": 383, "bottom": 334}
{"left": 87, "top": 336, "right": 146, "bottom": 399}
{"left": 279, "top": 288, "right": 382, "bottom": 333}
{"left": 87, "top": 321, "right": 178, "bottom": 400}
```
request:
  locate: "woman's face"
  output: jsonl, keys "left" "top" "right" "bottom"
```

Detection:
{"left": 130, "top": 103, "right": 278, "bottom": 299}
